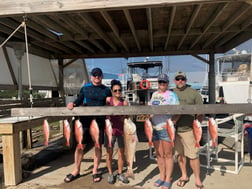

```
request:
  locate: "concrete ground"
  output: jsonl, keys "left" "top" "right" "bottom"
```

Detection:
{"left": 1, "top": 139, "right": 251, "bottom": 189}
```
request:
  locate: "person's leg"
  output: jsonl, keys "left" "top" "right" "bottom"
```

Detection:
{"left": 64, "top": 144, "right": 86, "bottom": 182}
{"left": 117, "top": 147, "right": 124, "bottom": 174}
{"left": 106, "top": 147, "right": 113, "bottom": 174}
{"left": 153, "top": 140, "right": 166, "bottom": 182}
{"left": 190, "top": 158, "right": 205, "bottom": 189}
{"left": 161, "top": 140, "right": 173, "bottom": 189}
{"left": 174, "top": 133, "right": 189, "bottom": 187}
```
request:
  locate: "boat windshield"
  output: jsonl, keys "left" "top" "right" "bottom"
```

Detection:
{"left": 217, "top": 54, "right": 251, "bottom": 81}
{"left": 127, "top": 61, "right": 163, "bottom": 80}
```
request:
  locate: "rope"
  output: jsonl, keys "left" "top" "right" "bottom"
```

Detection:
{"left": 23, "top": 17, "right": 33, "bottom": 107}
{"left": 0, "top": 22, "right": 25, "bottom": 48}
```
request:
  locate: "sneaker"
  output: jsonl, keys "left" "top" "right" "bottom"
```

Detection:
{"left": 117, "top": 173, "right": 129, "bottom": 184}
{"left": 107, "top": 174, "right": 115, "bottom": 184}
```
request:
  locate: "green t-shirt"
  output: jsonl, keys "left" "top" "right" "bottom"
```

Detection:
{"left": 173, "top": 85, "right": 203, "bottom": 132}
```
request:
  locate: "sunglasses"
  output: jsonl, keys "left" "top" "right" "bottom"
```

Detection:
{"left": 175, "top": 77, "right": 186, "bottom": 81}
{"left": 113, "top": 89, "right": 122, "bottom": 93}
{"left": 92, "top": 73, "right": 102, "bottom": 77}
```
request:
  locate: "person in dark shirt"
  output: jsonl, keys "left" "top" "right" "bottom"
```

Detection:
{"left": 64, "top": 68, "right": 111, "bottom": 183}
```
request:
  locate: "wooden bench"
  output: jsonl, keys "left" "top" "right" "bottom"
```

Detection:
{"left": 0, "top": 116, "right": 62, "bottom": 186}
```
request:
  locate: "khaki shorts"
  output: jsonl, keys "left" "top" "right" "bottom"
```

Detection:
{"left": 174, "top": 130, "right": 199, "bottom": 159}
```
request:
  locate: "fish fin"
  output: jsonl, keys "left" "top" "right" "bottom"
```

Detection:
{"left": 77, "top": 144, "right": 83, "bottom": 150}
{"left": 195, "top": 143, "right": 200, "bottom": 147}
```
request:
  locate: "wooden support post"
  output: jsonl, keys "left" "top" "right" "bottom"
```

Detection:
{"left": 2, "top": 132, "right": 22, "bottom": 185}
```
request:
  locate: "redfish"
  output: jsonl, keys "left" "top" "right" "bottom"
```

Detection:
{"left": 74, "top": 119, "right": 84, "bottom": 150}
{"left": 124, "top": 118, "right": 138, "bottom": 179}
{"left": 163, "top": 118, "right": 176, "bottom": 147}
{"left": 144, "top": 118, "right": 153, "bottom": 147}
{"left": 192, "top": 119, "right": 202, "bottom": 147}
{"left": 43, "top": 119, "right": 50, "bottom": 146}
{"left": 90, "top": 119, "right": 100, "bottom": 148}
{"left": 208, "top": 118, "right": 218, "bottom": 147}
{"left": 63, "top": 119, "right": 71, "bottom": 147}
{"left": 105, "top": 119, "right": 113, "bottom": 148}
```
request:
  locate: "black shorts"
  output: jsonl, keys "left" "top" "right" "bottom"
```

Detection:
{"left": 75, "top": 116, "right": 105, "bottom": 145}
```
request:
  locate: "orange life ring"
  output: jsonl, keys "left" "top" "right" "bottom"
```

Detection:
{"left": 140, "top": 80, "right": 151, "bottom": 90}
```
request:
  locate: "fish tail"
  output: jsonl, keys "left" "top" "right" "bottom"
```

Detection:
{"left": 195, "top": 142, "right": 200, "bottom": 147}
{"left": 66, "top": 141, "right": 70, "bottom": 147}
{"left": 94, "top": 143, "right": 100, "bottom": 149}
{"left": 148, "top": 141, "right": 153, "bottom": 147}
{"left": 212, "top": 141, "right": 216, "bottom": 147}
{"left": 77, "top": 143, "right": 83, "bottom": 150}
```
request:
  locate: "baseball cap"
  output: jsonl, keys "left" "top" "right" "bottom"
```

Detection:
{"left": 174, "top": 71, "right": 186, "bottom": 78}
{"left": 158, "top": 73, "right": 169, "bottom": 82}
{"left": 91, "top": 67, "right": 103, "bottom": 77}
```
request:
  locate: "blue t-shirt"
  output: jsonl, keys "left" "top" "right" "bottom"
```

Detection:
{"left": 74, "top": 83, "right": 112, "bottom": 106}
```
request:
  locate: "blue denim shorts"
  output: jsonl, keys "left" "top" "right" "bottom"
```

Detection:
{"left": 152, "top": 128, "right": 170, "bottom": 142}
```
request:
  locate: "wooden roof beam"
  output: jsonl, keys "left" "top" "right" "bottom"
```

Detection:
{"left": 146, "top": 8, "right": 153, "bottom": 51}
{"left": 89, "top": 39, "right": 106, "bottom": 53}
{"left": 100, "top": 11, "right": 129, "bottom": 52}
{"left": 75, "top": 41, "right": 96, "bottom": 54}
{"left": 177, "top": 4, "right": 202, "bottom": 50}
{"left": 190, "top": 3, "right": 228, "bottom": 49}
{"left": 123, "top": 9, "right": 141, "bottom": 52}
{"left": 202, "top": 4, "right": 251, "bottom": 49}
{"left": 79, "top": 12, "right": 117, "bottom": 51}
{"left": 215, "top": 13, "right": 252, "bottom": 47}
{"left": 164, "top": 6, "right": 176, "bottom": 50}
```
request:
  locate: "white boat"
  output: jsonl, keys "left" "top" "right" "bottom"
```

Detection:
{"left": 200, "top": 51, "right": 252, "bottom": 104}
{"left": 124, "top": 59, "right": 163, "bottom": 105}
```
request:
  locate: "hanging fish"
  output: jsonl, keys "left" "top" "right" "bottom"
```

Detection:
{"left": 74, "top": 119, "right": 84, "bottom": 150}
{"left": 192, "top": 119, "right": 202, "bottom": 147}
{"left": 208, "top": 117, "right": 218, "bottom": 147}
{"left": 105, "top": 119, "right": 113, "bottom": 148}
{"left": 163, "top": 118, "right": 176, "bottom": 147}
{"left": 43, "top": 119, "right": 50, "bottom": 146}
{"left": 63, "top": 119, "right": 71, "bottom": 147}
{"left": 124, "top": 117, "right": 138, "bottom": 179}
{"left": 90, "top": 119, "right": 100, "bottom": 148}
{"left": 144, "top": 118, "right": 153, "bottom": 147}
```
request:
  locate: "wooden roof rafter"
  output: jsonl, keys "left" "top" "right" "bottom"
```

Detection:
{"left": 177, "top": 4, "right": 202, "bottom": 50}
{"left": 79, "top": 12, "right": 117, "bottom": 52}
{"left": 202, "top": 3, "right": 251, "bottom": 49}
{"left": 189, "top": 3, "right": 228, "bottom": 49}
{"left": 164, "top": 6, "right": 176, "bottom": 50}
{"left": 146, "top": 8, "right": 154, "bottom": 52}
{"left": 100, "top": 10, "right": 129, "bottom": 52}
{"left": 123, "top": 9, "right": 141, "bottom": 52}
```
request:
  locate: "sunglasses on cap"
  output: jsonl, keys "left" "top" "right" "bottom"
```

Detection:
{"left": 113, "top": 89, "right": 122, "bottom": 93}
{"left": 175, "top": 77, "right": 186, "bottom": 81}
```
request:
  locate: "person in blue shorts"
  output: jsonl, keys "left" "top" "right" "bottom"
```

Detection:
{"left": 148, "top": 73, "right": 179, "bottom": 189}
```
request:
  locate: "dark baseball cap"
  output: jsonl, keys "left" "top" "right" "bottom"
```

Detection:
{"left": 91, "top": 67, "right": 103, "bottom": 77}
{"left": 158, "top": 73, "right": 169, "bottom": 82}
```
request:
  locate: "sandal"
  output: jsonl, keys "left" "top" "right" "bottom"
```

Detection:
{"left": 177, "top": 178, "right": 189, "bottom": 187}
{"left": 64, "top": 173, "right": 80, "bottom": 183}
{"left": 154, "top": 179, "right": 164, "bottom": 187}
{"left": 92, "top": 173, "right": 102, "bottom": 183}
{"left": 162, "top": 181, "right": 171, "bottom": 189}
{"left": 195, "top": 184, "right": 205, "bottom": 189}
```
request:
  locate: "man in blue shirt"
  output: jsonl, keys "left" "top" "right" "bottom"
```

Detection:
{"left": 64, "top": 67, "right": 111, "bottom": 183}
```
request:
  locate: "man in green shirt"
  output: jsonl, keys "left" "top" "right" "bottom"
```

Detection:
{"left": 173, "top": 71, "right": 205, "bottom": 189}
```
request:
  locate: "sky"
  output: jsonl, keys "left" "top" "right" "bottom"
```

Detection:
{"left": 85, "top": 39, "right": 252, "bottom": 83}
